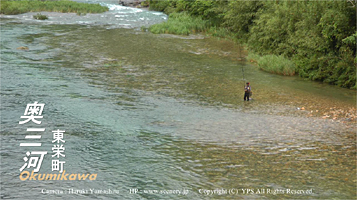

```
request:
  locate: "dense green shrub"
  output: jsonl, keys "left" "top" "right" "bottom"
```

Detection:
{"left": 149, "top": 12, "right": 208, "bottom": 35}
{"left": 257, "top": 55, "right": 296, "bottom": 76}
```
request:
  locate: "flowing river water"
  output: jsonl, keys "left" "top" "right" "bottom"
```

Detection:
{"left": 1, "top": 1, "right": 356, "bottom": 199}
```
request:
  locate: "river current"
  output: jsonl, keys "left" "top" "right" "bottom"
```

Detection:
{"left": 1, "top": 1, "right": 356, "bottom": 199}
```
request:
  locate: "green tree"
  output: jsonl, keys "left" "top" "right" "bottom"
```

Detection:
{"left": 223, "top": 0, "right": 264, "bottom": 41}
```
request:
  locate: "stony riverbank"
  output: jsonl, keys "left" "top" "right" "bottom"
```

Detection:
{"left": 118, "top": 0, "right": 147, "bottom": 8}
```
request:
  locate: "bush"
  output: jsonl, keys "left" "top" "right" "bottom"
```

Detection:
{"left": 246, "top": 53, "right": 260, "bottom": 64}
{"left": 148, "top": 0, "right": 170, "bottom": 13}
{"left": 141, "top": 0, "right": 149, "bottom": 8}
{"left": 149, "top": 12, "right": 208, "bottom": 35}
{"left": 256, "top": 54, "right": 296, "bottom": 76}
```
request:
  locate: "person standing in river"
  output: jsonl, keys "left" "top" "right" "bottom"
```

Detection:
{"left": 244, "top": 82, "right": 251, "bottom": 101}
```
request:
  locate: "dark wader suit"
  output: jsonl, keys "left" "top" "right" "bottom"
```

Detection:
{"left": 244, "top": 85, "right": 251, "bottom": 101}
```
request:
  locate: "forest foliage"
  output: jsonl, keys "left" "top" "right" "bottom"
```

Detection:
{"left": 148, "top": 0, "right": 356, "bottom": 89}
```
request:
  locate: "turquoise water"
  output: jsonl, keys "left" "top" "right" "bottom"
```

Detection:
{"left": 1, "top": 2, "right": 356, "bottom": 199}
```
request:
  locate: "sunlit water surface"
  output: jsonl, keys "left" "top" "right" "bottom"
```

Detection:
{"left": 1, "top": 1, "right": 356, "bottom": 199}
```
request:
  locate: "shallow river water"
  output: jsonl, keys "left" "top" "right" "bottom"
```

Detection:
{"left": 1, "top": 1, "right": 356, "bottom": 199}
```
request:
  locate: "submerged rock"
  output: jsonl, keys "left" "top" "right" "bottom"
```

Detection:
{"left": 16, "top": 46, "right": 29, "bottom": 50}
{"left": 119, "top": 0, "right": 146, "bottom": 8}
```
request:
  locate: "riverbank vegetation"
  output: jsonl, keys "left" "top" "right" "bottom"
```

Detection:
{"left": 149, "top": 12, "right": 209, "bottom": 35}
{"left": 0, "top": 0, "right": 108, "bottom": 15}
{"left": 147, "top": 0, "right": 356, "bottom": 89}
{"left": 248, "top": 53, "right": 296, "bottom": 76}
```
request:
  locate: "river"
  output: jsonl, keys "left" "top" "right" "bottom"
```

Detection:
{"left": 0, "top": 1, "right": 356, "bottom": 199}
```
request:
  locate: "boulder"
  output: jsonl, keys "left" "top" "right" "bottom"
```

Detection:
{"left": 119, "top": 0, "right": 146, "bottom": 7}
